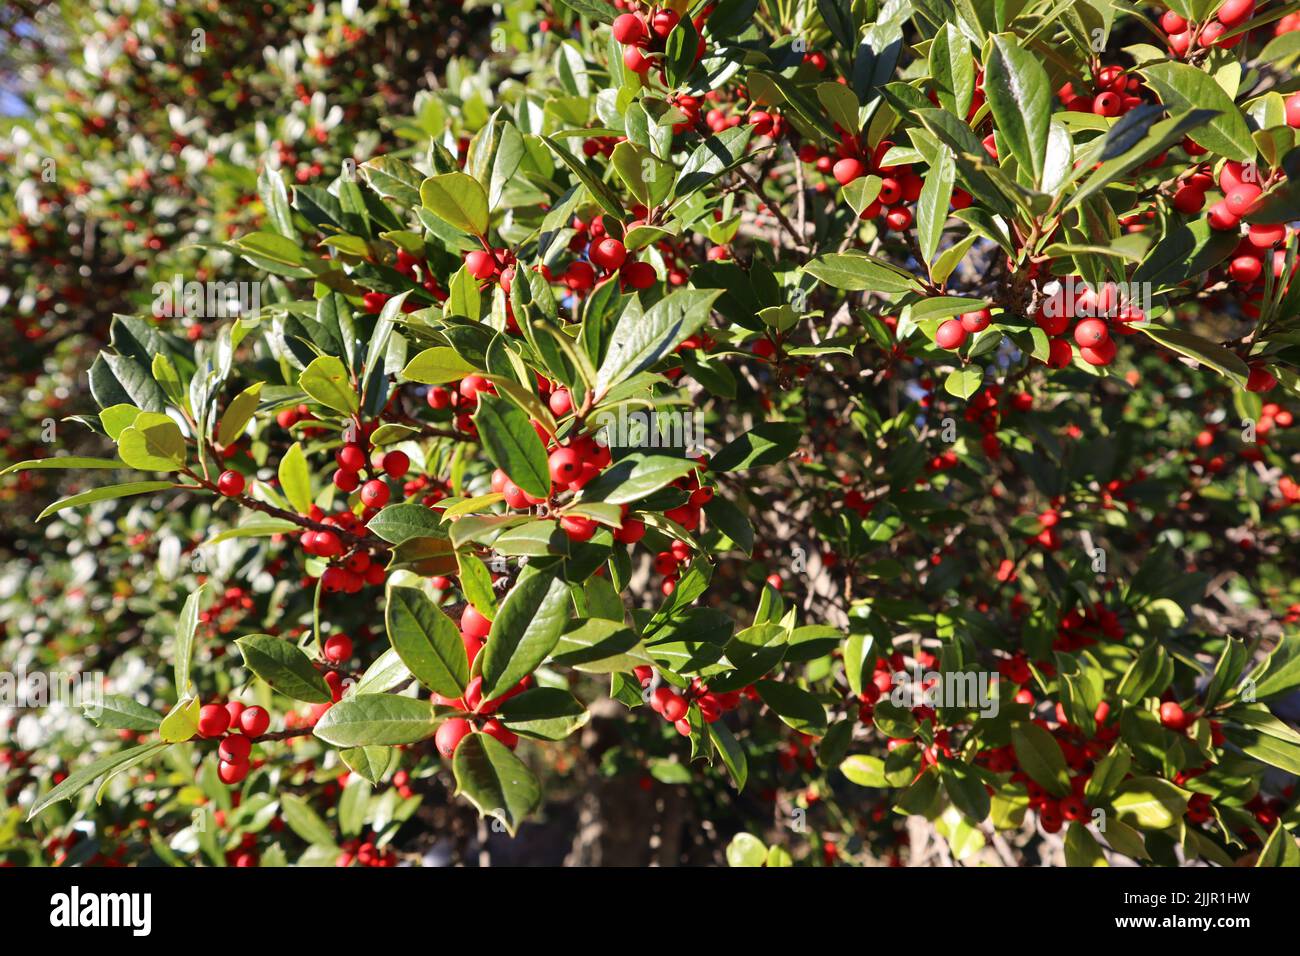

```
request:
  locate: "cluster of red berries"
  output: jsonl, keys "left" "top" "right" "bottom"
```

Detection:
{"left": 198, "top": 585, "right": 254, "bottom": 636}
{"left": 934, "top": 307, "right": 992, "bottom": 353}
{"left": 611, "top": 7, "right": 707, "bottom": 76}
{"left": 812, "top": 136, "right": 933, "bottom": 232}
{"left": 856, "top": 651, "right": 921, "bottom": 723}
{"left": 425, "top": 373, "right": 494, "bottom": 434}
{"left": 639, "top": 667, "right": 746, "bottom": 735}
{"left": 273, "top": 402, "right": 320, "bottom": 433}
{"left": 1055, "top": 66, "right": 1147, "bottom": 117}
{"left": 337, "top": 835, "right": 397, "bottom": 867}
{"left": 549, "top": 219, "right": 656, "bottom": 293}
{"left": 197, "top": 701, "right": 271, "bottom": 786}
{"left": 1159, "top": 0, "right": 1254, "bottom": 55}
{"left": 428, "top": 609, "right": 534, "bottom": 757}
{"left": 1034, "top": 279, "right": 1147, "bottom": 368}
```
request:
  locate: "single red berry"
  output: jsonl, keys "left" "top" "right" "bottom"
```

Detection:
{"left": 337, "top": 443, "right": 366, "bottom": 472}
{"left": 381, "top": 450, "right": 410, "bottom": 478}
{"left": 935, "top": 319, "right": 967, "bottom": 350}
{"left": 465, "top": 250, "right": 497, "bottom": 280}
{"left": 612, "top": 12, "right": 648, "bottom": 45}
{"left": 1159, "top": 701, "right": 1188, "bottom": 731}
{"left": 324, "top": 633, "right": 354, "bottom": 663}
{"left": 435, "top": 718, "right": 473, "bottom": 758}
{"left": 461, "top": 605, "right": 492, "bottom": 640}
{"left": 218, "top": 760, "right": 250, "bottom": 786}
{"left": 589, "top": 237, "right": 627, "bottom": 272}
{"left": 198, "top": 704, "right": 231, "bottom": 738}
{"left": 239, "top": 706, "right": 270, "bottom": 738}
{"left": 217, "top": 470, "right": 245, "bottom": 497}
{"left": 360, "top": 479, "right": 390, "bottom": 509}
{"left": 218, "top": 734, "right": 252, "bottom": 763}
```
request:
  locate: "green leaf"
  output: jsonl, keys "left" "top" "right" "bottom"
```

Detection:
{"left": 840, "top": 754, "right": 888, "bottom": 787}
{"left": 754, "top": 680, "right": 827, "bottom": 736}
{"left": 481, "top": 569, "right": 572, "bottom": 699}
{"left": 710, "top": 422, "right": 801, "bottom": 471}
{"left": 278, "top": 442, "right": 312, "bottom": 514}
{"left": 1011, "top": 722, "right": 1070, "bottom": 796}
{"left": 1139, "top": 61, "right": 1255, "bottom": 162}
{"left": 26, "top": 743, "right": 169, "bottom": 821}
{"left": 803, "top": 253, "right": 924, "bottom": 293}
{"left": 339, "top": 746, "right": 398, "bottom": 785}
{"left": 985, "top": 33, "right": 1052, "bottom": 186}
{"left": 173, "top": 583, "right": 206, "bottom": 698}
{"left": 1139, "top": 324, "right": 1250, "bottom": 386}
{"left": 280, "top": 793, "right": 338, "bottom": 847}
{"left": 361, "top": 156, "right": 424, "bottom": 207}
{"left": 575, "top": 453, "right": 696, "bottom": 504}
{"left": 1064, "top": 822, "right": 1108, "bottom": 866}
{"left": 1, "top": 455, "right": 124, "bottom": 476}
{"left": 158, "top": 696, "right": 200, "bottom": 743}
{"left": 498, "top": 687, "right": 590, "bottom": 740}
{"left": 1111, "top": 776, "right": 1189, "bottom": 829}
{"left": 385, "top": 585, "right": 469, "bottom": 698}
{"left": 85, "top": 694, "right": 162, "bottom": 732}
{"left": 917, "top": 144, "right": 956, "bottom": 265}
{"left": 473, "top": 393, "right": 552, "bottom": 500}
{"left": 117, "top": 412, "right": 186, "bottom": 471}
{"left": 37, "top": 481, "right": 174, "bottom": 521}
{"left": 401, "top": 347, "right": 477, "bottom": 385}
{"left": 299, "top": 354, "right": 358, "bottom": 415}
{"left": 367, "top": 503, "right": 447, "bottom": 545}
{"left": 1256, "top": 821, "right": 1300, "bottom": 867}
{"left": 594, "top": 289, "right": 722, "bottom": 398}
{"left": 709, "top": 720, "right": 748, "bottom": 790}
{"left": 611, "top": 141, "right": 674, "bottom": 208}
{"left": 930, "top": 23, "right": 975, "bottom": 119}
{"left": 456, "top": 551, "right": 498, "bottom": 620}
{"left": 941, "top": 759, "right": 991, "bottom": 823}
{"left": 217, "top": 381, "right": 264, "bottom": 447}
{"left": 313, "top": 693, "right": 437, "bottom": 747}
{"left": 726, "top": 832, "right": 768, "bottom": 867}
{"left": 236, "top": 634, "right": 333, "bottom": 703}
{"left": 419, "top": 172, "right": 490, "bottom": 236}
{"left": 673, "top": 126, "right": 755, "bottom": 201}
{"left": 452, "top": 732, "right": 541, "bottom": 836}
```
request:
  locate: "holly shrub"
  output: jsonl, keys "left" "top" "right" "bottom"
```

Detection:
{"left": 3, "top": 0, "right": 1300, "bottom": 870}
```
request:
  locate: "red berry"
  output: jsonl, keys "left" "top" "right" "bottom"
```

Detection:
{"left": 337, "top": 443, "right": 366, "bottom": 472}
{"left": 218, "top": 760, "right": 250, "bottom": 786}
{"left": 198, "top": 704, "right": 231, "bottom": 738}
{"left": 465, "top": 250, "right": 497, "bottom": 280}
{"left": 1159, "top": 701, "right": 1188, "bottom": 731}
{"left": 649, "top": 9, "right": 679, "bottom": 39}
{"left": 1217, "top": 0, "right": 1254, "bottom": 28}
{"left": 333, "top": 468, "right": 360, "bottom": 493}
{"left": 959, "top": 308, "right": 991, "bottom": 333}
{"left": 935, "top": 319, "right": 967, "bottom": 350}
{"left": 1246, "top": 364, "right": 1278, "bottom": 393}
{"left": 612, "top": 13, "right": 648, "bottom": 45}
{"left": 239, "top": 706, "right": 270, "bottom": 738}
{"left": 549, "top": 447, "right": 582, "bottom": 484}
{"left": 661, "top": 692, "right": 688, "bottom": 722}
{"left": 218, "top": 734, "right": 252, "bottom": 763}
{"left": 481, "top": 718, "right": 519, "bottom": 750}
{"left": 620, "top": 260, "right": 657, "bottom": 290}
{"left": 1073, "top": 318, "right": 1110, "bottom": 347}
{"left": 461, "top": 605, "right": 492, "bottom": 640}
{"left": 381, "top": 450, "right": 410, "bottom": 478}
{"left": 217, "top": 471, "right": 245, "bottom": 497}
{"left": 832, "top": 158, "right": 866, "bottom": 186}
{"left": 560, "top": 514, "right": 597, "bottom": 541}
{"left": 589, "top": 237, "right": 627, "bottom": 272}
{"left": 324, "top": 633, "right": 354, "bottom": 663}
{"left": 360, "top": 479, "right": 390, "bottom": 509}
{"left": 435, "top": 718, "right": 473, "bottom": 758}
